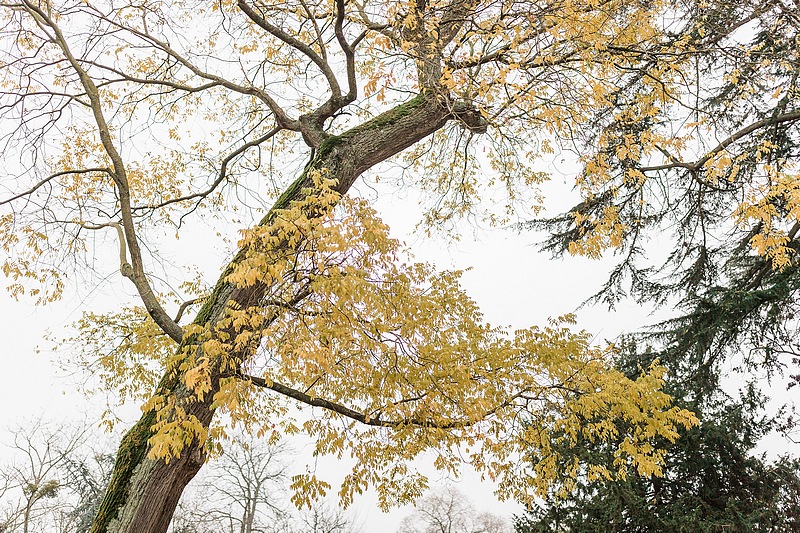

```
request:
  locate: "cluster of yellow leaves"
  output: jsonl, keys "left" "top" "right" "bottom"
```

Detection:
{"left": 1, "top": 215, "right": 65, "bottom": 304}
{"left": 1, "top": 121, "right": 196, "bottom": 305}
{"left": 55, "top": 306, "right": 175, "bottom": 430}
{"left": 58, "top": 270, "right": 214, "bottom": 428}
{"left": 132, "top": 179, "right": 697, "bottom": 506}
{"left": 557, "top": 5, "right": 800, "bottom": 273}
{"left": 735, "top": 170, "right": 800, "bottom": 270}
{"left": 290, "top": 473, "right": 333, "bottom": 510}
{"left": 1, "top": 127, "right": 111, "bottom": 305}
{"left": 145, "top": 392, "right": 210, "bottom": 463}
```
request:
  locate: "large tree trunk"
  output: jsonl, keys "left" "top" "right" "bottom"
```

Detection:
{"left": 90, "top": 93, "right": 486, "bottom": 533}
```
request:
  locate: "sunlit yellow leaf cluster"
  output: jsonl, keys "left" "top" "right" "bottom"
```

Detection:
{"left": 121, "top": 181, "right": 696, "bottom": 504}
{"left": 735, "top": 170, "right": 800, "bottom": 270}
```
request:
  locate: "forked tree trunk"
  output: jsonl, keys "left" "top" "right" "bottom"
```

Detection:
{"left": 90, "top": 93, "right": 486, "bottom": 533}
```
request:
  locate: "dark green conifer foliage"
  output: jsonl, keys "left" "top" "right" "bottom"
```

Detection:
{"left": 515, "top": 341, "right": 800, "bottom": 532}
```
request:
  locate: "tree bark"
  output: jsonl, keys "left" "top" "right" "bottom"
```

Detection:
{"left": 90, "top": 92, "right": 486, "bottom": 533}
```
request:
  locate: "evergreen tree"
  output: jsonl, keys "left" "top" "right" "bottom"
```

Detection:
{"left": 530, "top": 0, "right": 800, "bottom": 387}
{"left": 515, "top": 344, "right": 800, "bottom": 532}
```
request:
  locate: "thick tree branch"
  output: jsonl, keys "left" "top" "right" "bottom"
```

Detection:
{"left": 173, "top": 298, "right": 204, "bottom": 324}
{"left": 640, "top": 110, "right": 800, "bottom": 173}
{"left": 109, "top": 222, "right": 134, "bottom": 279}
{"left": 334, "top": 0, "right": 357, "bottom": 105}
{"left": 234, "top": 372, "right": 521, "bottom": 430}
{"left": 238, "top": 373, "right": 467, "bottom": 428}
{"left": 437, "top": 0, "right": 477, "bottom": 48}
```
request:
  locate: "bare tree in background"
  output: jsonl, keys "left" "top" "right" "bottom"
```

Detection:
{"left": 398, "top": 486, "right": 511, "bottom": 533}
{"left": 288, "top": 504, "right": 361, "bottom": 533}
{"left": 170, "top": 434, "right": 289, "bottom": 533}
{"left": 0, "top": 420, "right": 111, "bottom": 533}
{"left": 169, "top": 433, "right": 361, "bottom": 533}
{"left": 0, "top": 422, "right": 359, "bottom": 533}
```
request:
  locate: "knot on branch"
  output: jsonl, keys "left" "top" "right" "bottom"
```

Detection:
{"left": 451, "top": 99, "right": 488, "bottom": 134}
{"left": 299, "top": 114, "right": 330, "bottom": 148}
{"left": 120, "top": 262, "right": 134, "bottom": 279}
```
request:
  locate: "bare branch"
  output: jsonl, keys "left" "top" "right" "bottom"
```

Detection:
{"left": 140, "top": 125, "right": 282, "bottom": 211}
{"left": 80, "top": 60, "right": 222, "bottom": 94}
{"left": 351, "top": 0, "right": 397, "bottom": 41}
{"left": 298, "top": 0, "right": 327, "bottom": 61}
{"left": 174, "top": 297, "right": 204, "bottom": 323}
{"left": 83, "top": 5, "right": 300, "bottom": 131}
{"left": 334, "top": 0, "right": 357, "bottom": 103}
{"left": 0, "top": 167, "right": 111, "bottom": 206}
{"left": 109, "top": 222, "right": 133, "bottom": 279}
{"left": 237, "top": 0, "right": 341, "bottom": 101}
{"left": 236, "top": 0, "right": 358, "bottom": 141}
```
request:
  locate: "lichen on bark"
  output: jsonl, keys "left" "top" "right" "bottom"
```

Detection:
{"left": 89, "top": 410, "right": 156, "bottom": 533}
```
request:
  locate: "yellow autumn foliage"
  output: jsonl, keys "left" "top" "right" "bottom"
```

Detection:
{"left": 72, "top": 179, "right": 696, "bottom": 507}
